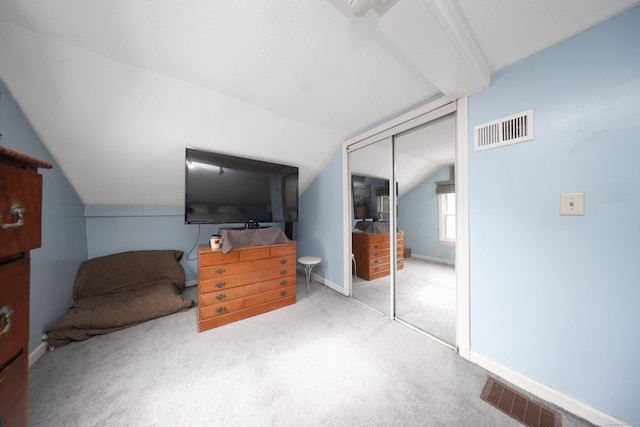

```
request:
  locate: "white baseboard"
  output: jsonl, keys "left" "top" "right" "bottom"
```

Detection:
{"left": 469, "top": 351, "right": 629, "bottom": 427}
{"left": 185, "top": 279, "right": 198, "bottom": 287}
{"left": 296, "top": 266, "right": 348, "bottom": 296}
{"left": 410, "top": 254, "right": 455, "bottom": 266}
{"left": 29, "top": 342, "right": 48, "bottom": 368}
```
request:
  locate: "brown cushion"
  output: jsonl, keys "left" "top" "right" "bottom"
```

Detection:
{"left": 73, "top": 250, "right": 185, "bottom": 300}
{"left": 45, "top": 250, "right": 194, "bottom": 348}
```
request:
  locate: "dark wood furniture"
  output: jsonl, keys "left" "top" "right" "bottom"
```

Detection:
{"left": 352, "top": 231, "right": 404, "bottom": 281}
{"left": 197, "top": 242, "right": 296, "bottom": 332}
{"left": 0, "top": 146, "right": 51, "bottom": 426}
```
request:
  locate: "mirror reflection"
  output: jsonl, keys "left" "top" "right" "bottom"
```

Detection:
{"left": 349, "top": 137, "right": 393, "bottom": 315}
{"left": 348, "top": 113, "right": 457, "bottom": 348}
{"left": 395, "top": 115, "right": 456, "bottom": 346}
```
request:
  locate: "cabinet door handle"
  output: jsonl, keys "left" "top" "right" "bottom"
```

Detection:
{"left": 215, "top": 281, "right": 226, "bottom": 288}
{"left": 216, "top": 294, "right": 226, "bottom": 301}
{"left": 0, "top": 205, "right": 26, "bottom": 230}
{"left": 216, "top": 306, "right": 227, "bottom": 313}
{"left": 0, "top": 306, "right": 12, "bottom": 337}
{"left": 215, "top": 268, "right": 226, "bottom": 275}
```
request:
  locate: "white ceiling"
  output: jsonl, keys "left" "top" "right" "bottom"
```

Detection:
{"left": 0, "top": 0, "right": 637, "bottom": 205}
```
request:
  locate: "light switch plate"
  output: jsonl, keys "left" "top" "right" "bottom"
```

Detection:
{"left": 560, "top": 192, "right": 585, "bottom": 215}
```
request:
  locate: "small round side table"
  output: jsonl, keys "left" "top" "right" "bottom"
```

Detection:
{"left": 298, "top": 256, "right": 321, "bottom": 292}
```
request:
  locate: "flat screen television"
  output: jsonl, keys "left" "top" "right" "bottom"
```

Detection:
{"left": 185, "top": 148, "right": 298, "bottom": 227}
{"left": 352, "top": 174, "right": 392, "bottom": 221}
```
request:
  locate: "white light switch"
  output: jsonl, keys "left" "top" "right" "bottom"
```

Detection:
{"left": 560, "top": 192, "right": 585, "bottom": 216}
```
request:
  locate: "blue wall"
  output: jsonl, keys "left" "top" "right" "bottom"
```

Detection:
{"left": 296, "top": 149, "right": 344, "bottom": 289}
{"left": 398, "top": 166, "right": 455, "bottom": 261}
{"left": 1, "top": 79, "right": 87, "bottom": 353}
{"left": 468, "top": 8, "right": 640, "bottom": 425}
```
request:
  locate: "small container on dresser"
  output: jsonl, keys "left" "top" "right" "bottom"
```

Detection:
{"left": 197, "top": 242, "right": 297, "bottom": 332}
{"left": 0, "top": 146, "right": 51, "bottom": 426}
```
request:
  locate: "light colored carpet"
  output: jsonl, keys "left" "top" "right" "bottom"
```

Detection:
{"left": 29, "top": 272, "right": 593, "bottom": 427}
{"left": 352, "top": 257, "right": 456, "bottom": 345}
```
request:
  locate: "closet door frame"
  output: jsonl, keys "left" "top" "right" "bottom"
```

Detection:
{"left": 343, "top": 97, "right": 470, "bottom": 358}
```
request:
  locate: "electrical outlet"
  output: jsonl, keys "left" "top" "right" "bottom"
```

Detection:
{"left": 560, "top": 192, "right": 584, "bottom": 216}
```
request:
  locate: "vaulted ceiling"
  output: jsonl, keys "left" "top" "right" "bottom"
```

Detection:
{"left": 1, "top": 0, "right": 637, "bottom": 205}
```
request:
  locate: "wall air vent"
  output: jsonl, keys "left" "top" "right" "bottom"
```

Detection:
{"left": 474, "top": 109, "right": 534, "bottom": 151}
{"left": 481, "top": 377, "right": 562, "bottom": 427}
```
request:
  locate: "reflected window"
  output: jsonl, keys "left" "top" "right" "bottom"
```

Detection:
{"left": 439, "top": 193, "right": 456, "bottom": 244}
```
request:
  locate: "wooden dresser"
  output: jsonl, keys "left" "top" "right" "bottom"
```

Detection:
{"left": 352, "top": 231, "right": 404, "bottom": 281}
{"left": 0, "top": 147, "right": 51, "bottom": 426}
{"left": 197, "top": 242, "right": 296, "bottom": 332}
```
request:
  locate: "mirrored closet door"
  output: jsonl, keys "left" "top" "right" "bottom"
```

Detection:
{"left": 394, "top": 114, "right": 456, "bottom": 347}
{"left": 349, "top": 136, "right": 393, "bottom": 316}
{"left": 348, "top": 103, "right": 458, "bottom": 349}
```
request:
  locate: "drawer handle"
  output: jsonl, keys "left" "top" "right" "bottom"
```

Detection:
{"left": 216, "top": 306, "right": 227, "bottom": 314}
{"left": 280, "top": 291, "right": 288, "bottom": 297}
{"left": 280, "top": 270, "right": 287, "bottom": 275}
{"left": 280, "top": 258, "right": 287, "bottom": 264}
{"left": 215, "top": 268, "right": 226, "bottom": 275}
{"left": 280, "top": 280, "right": 288, "bottom": 286}
{"left": 374, "top": 252, "right": 379, "bottom": 257}
{"left": 0, "top": 306, "right": 12, "bottom": 338}
{"left": 0, "top": 205, "right": 26, "bottom": 230}
{"left": 216, "top": 294, "right": 226, "bottom": 301}
{"left": 373, "top": 244, "right": 378, "bottom": 249}
{"left": 374, "top": 260, "right": 378, "bottom": 264}
{"left": 215, "top": 281, "right": 226, "bottom": 288}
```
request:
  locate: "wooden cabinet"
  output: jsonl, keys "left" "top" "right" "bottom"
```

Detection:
{"left": 0, "top": 146, "right": 51, "bottom": 426}
{"left": 197, "top": 242, "right": 296, "bottom": 332}
{"left": 352, "top": 231, "right": 404, "bottom": 281}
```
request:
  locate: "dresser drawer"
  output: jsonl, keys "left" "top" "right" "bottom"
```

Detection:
{"left": 368, "top": 240, "right": 390, "bottom": 252}
{"left": 368, "top": 254, "right": 390, "bottom": 267}
{"left": 199, "top": 275, "right": 294, "bottom": 306}
{"left": 199, "top": 264, "right": 295, "bottom": 292}
{"left": 199, "top": 255, "right": 295, "bottom": 280}
{"left": 269, "top": 244, "right": 297, "bottom": 257}
{"left": 0, "top": 259, "right": 29, "bottom": 366}
{"left": 0, "top": 350, "right": 27, "bottom": 427}
{"left": 0, "top": 163, "right": 43, "bottom": 258}
{"left": 199, "top": 284, "right": 296, "bottom": 319}
{"left": 198, "top": 250, "right": 239, "bottom": 266}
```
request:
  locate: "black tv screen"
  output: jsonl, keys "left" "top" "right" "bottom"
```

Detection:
{"left": 352, "top": 174, "right": 391, "bottom": 221}
{"left": 185, "top": 148, "right": 298, "bottom": 225}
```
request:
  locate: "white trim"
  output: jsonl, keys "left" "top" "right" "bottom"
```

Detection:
{"left": 425, "top": 0, "right": 491, "bottom": 90}
{"left": 410, "top": 253, "right": 455, "bottom": 266}
{"left": 29, "top": 342, "right": 48, "bottom": 368}
{"left": 455, "top": 96, "right": 470, "bottom": 360}
{"left": 470, "top": 351, "right": 630, "bottom": 427}
{"left": 345, "top": 97, "right": 455, "bottom": 147}
{"left": 342, "top": 143, "right": 352, "bottom": 297}
{"left": 296, "top": 265, "right": 348, "bottom": 296}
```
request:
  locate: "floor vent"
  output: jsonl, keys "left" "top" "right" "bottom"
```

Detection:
{"left": 481, "top": 377, "right": 562, "bottom": 427}
{"left": 474, "top": 109, "right": 534, "bottom": 151}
